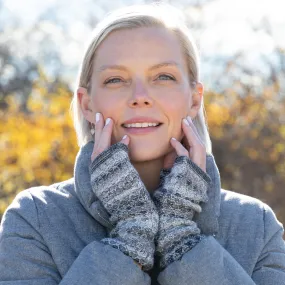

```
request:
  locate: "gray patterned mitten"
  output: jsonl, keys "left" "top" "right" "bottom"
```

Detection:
{"left": 153, "top": 155, "right": 211, "bottom": 269}
{"left": 89, "top": 142, "right": 159, "bottom": 271}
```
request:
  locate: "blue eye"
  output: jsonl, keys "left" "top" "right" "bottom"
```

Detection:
{"left": 103, "top": 77, "right": 123, "bottom": 85}
{"left": 157, "top": 74, "right": 175, "bottom": 81}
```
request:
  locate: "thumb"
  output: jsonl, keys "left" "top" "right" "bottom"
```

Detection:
{"left": 121, "top": 134, "right": 130, "bottom": 146}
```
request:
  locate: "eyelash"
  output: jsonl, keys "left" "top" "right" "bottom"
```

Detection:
{"left": 103, "top": 74, "right": 176, "bottom": 85}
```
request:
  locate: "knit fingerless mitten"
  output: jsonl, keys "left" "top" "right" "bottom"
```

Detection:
{"left": 153, "top": 155, "right": 211, "bottom": 269}
{"left": 89, "top": 142, "right": 159, "bottom": 271}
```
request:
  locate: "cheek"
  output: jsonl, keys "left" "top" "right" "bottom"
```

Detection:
{"left": 92, "top": 94, "right": 119, "bottom": 119}
{"left": 162, "top": 92, "right": 189, "bottom": 120}
{"left": 161, "top": 92, "right": 189, "bottom": 140}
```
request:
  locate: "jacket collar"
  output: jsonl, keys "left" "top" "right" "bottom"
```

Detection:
{"left": 74, "top": 141, "right": 221, "bottom": 235}
{"left": 196, "top": 153, "right": 221, "bottom": 235}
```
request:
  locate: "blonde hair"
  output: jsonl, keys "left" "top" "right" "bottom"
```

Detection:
{"left": 70, "top": 2, "right": 212, "bottom": 154}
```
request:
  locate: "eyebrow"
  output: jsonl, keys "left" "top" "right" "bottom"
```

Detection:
{"left": 97, "top": 61, "right": 181, "bottom": 73}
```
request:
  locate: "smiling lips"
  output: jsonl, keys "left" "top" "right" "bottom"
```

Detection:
{"left": 121, "top": 116, "right": 163, "bottom": 135}
{"left": 122, "top": 116, "right": 162, "bottom": 125}
{"left": 122, "top": 123, "right": 163, "bottom": 135}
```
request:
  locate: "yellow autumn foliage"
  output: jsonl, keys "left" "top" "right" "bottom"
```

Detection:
{"left": 0, "top": 75, "right": 78, "bottom": 217}
{"left": 205, "top": 89, "right": 285, "bottom": 223}
{"left": 1, "top": 73, "right": 285, "bottom": 225}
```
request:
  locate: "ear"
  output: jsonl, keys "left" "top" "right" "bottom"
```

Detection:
{"left": 188, "top": 82, "right": 204, "bottom": 118}
{"left": 77, "top": 87, "right": 94, "bottom": 123}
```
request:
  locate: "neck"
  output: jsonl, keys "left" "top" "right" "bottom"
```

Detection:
{"left": 131, "top": 158, "right": 164, "bottom": 194}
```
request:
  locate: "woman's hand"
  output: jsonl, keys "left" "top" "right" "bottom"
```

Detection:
{"left": 89, "top": 112, "right": 159, "bottom": 271}
{"left": 163, "top": 116, "right": 207, "bottom": 172}
{"left": 91, "top": 112, "right": 130, "bottom": 162}
{"left": 154, "top": 116, "right": 210, "bottom": 269}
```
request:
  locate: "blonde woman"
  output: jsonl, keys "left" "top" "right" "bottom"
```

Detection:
{"left": 0, "top": 3, "right": 284, "bottom": 285}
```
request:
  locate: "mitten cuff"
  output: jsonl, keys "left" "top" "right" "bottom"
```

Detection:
{"left": 102, "top": 237, "right": 155, "bottom": 271}
{"left": 174, "top": 156, "right": 211, "bottom": 185}
{"left": 89, "top": 141, "right": 156, "bottom": 222}
{"left": 89, "top": 142, "right": 128, "bottom": 173}
{"left": 159, "top": 234, "right": 207, "bottom": 269}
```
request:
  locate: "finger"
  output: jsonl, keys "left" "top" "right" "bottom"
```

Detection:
{"left": 170, "top": 137, "right": 189, "bottom": 157}
{"left": 96, "top": 117, "right": 113, "bottom": 153}
{"left": 121, "top": 134, "right": 130, "bottom": 146}
{"left": 181, "top": 135, "right": 190, "bottom": 150}
{"left": 186, "top": 116, "right": 204, "bottom": 145}
{"left": 94, "top": 112, "right": 103, "bottom": 150}
{"left": 183, "top": 117, "right": 207, "bottom": 170}
{"left": 92, "top": 117, "right": 113, "bottom": 161}
{"left": 182, "top": 118, "right": 201, "bottom": 149}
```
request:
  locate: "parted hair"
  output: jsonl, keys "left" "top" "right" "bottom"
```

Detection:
{"left": 70, "top": 2, "right": 212, "bottom": 154}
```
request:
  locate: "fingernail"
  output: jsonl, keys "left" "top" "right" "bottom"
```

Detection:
{"left": 187, "top": 116, "right": 192, "bottom": 122}
{"left": 105, "top": 118, "right": 111, "bottom": 126}
{"left": 96, "top": 113, "right": 100, "bottom": 123}
{"left": 122, "top": 135, "right": 127, "bottom": 140}
{"left": 171, "top": 137, "right": 177, "bottom": 141}
{"left": 183, "top": 118, "right": 189, "bottom": 126}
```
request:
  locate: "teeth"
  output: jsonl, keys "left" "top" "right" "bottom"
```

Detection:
{"left": 124, "top": 122, "right": 160, "bottom": 128}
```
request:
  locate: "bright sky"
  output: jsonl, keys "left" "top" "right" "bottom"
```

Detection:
{"left": 4, "top": 0, "right": 284, "bottom": 46}
{"left": 201, "top": 0, "right": 285, "bottom": 51}
{"left": 3, "top": 0, "right": 58, "bottom": 18}
{"left": 2, "top": 0, "right": 285, "bottom": 91}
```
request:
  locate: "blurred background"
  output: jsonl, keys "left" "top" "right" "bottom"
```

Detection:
{"left": 0, "top": 0, "right": 284, "bottom": 226}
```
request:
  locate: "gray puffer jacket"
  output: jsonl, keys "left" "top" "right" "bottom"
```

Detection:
{"left": 0, "top": 141, "right": 284, "bottom": 284}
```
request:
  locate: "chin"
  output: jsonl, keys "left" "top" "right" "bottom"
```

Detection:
{"left": 127, "top": 139, "right": 170, "bottom": 162}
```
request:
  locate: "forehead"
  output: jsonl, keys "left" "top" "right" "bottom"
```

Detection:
{"left": 93, "top": 27, "right": 187, "bottom": 71}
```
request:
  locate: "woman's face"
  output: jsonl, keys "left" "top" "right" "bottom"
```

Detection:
{"left": 89, "top": 27, "right": 201, "bottom": 162}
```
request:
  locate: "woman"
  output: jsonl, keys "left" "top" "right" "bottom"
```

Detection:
{"left": 0, "top": 3, "right": 284, "bottom": 285}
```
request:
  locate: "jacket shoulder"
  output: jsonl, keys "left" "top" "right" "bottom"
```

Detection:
{"left": 219, "top": 189, "right": 265, "bottom": 238}
{"left": 219, "top": 189, "right": 283, "bottom": 241}
{"left": 220, "top": 188, "right": 265, "bottom": 210}
{"left": 2, "top": 178, "right": 76, "bottom": 225}
{"left": 25, "top": 177, "right": 75, "bottom": 202}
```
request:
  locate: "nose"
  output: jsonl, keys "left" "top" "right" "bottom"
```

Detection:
{"left": 127, "top": 80, "right": 154, "bottom": 108}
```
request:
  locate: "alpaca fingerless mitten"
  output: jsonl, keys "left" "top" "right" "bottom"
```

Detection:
{"left": 89, "top": 142, "right": 159, "bottom": 271}
{"left": 153, "top": 155, "right": 211, "bottom": 269}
